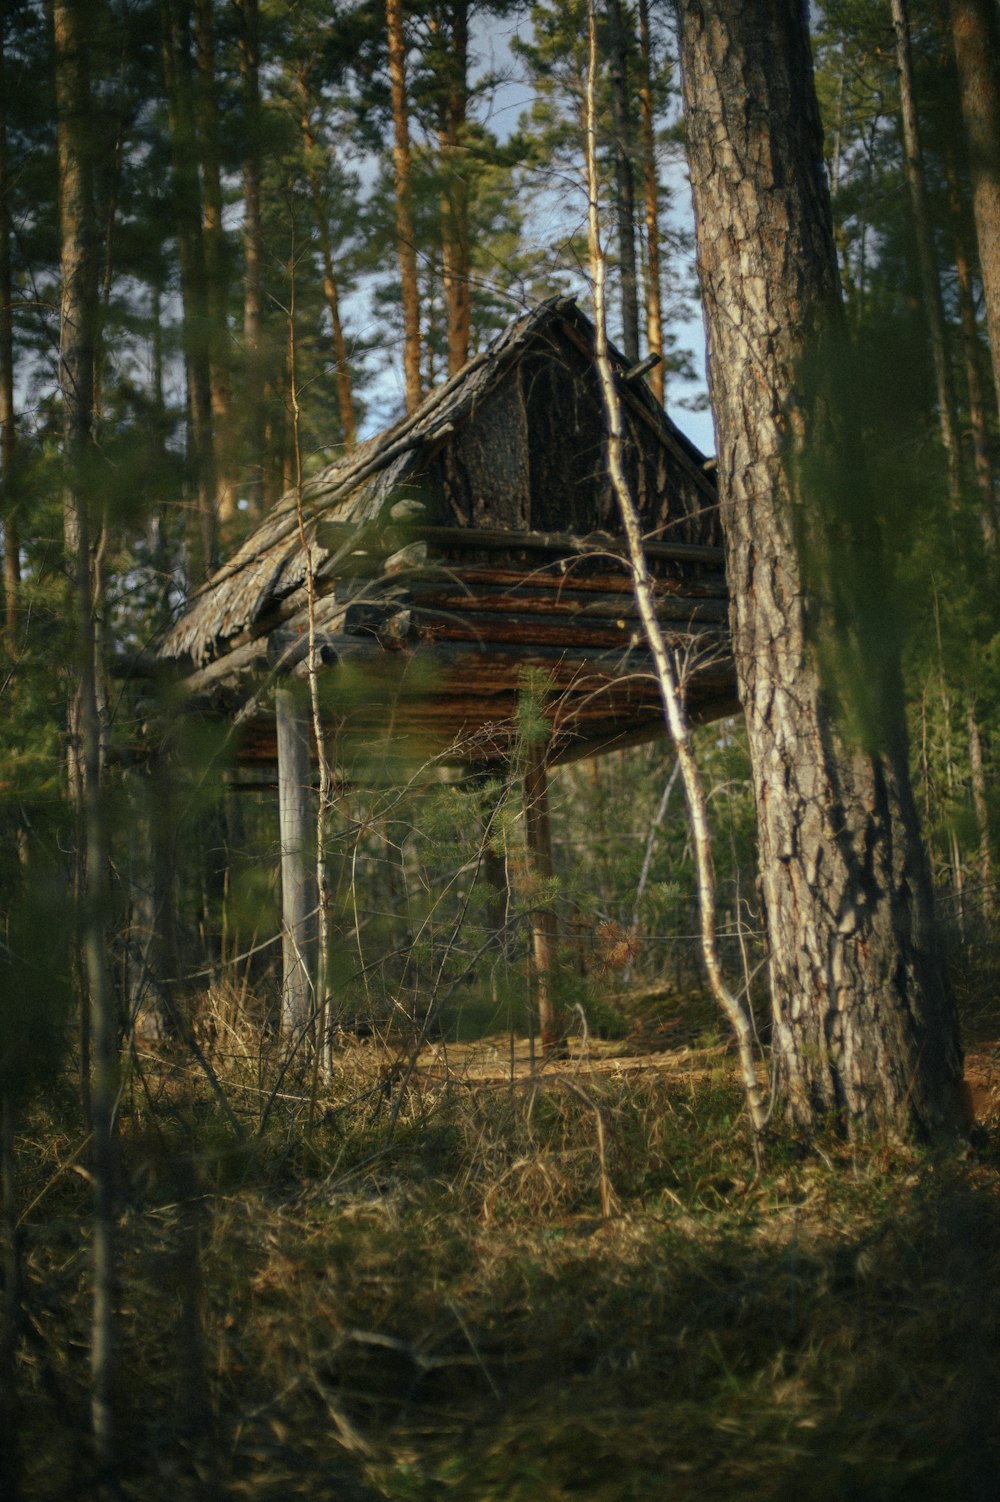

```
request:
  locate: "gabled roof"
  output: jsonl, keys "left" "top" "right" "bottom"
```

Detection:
{"left": 155, "top": 298, "right": 734, "bottom": 765}
{"left": 160, "top": 296, "right": 717, "bottom": 671}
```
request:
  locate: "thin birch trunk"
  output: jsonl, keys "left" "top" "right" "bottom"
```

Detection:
{"left": 891, "top": 0, "right": 962, "bottom": 506}
{"left": 387, "top": 0, "right": 422, "bottom": 412}
{"left": 586, "top": 0, "right": 765, "bottom": 1133}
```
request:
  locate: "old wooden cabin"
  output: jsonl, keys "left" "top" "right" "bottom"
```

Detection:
{"left": 155, "top": 297, "right": 735, "bottom": 1043}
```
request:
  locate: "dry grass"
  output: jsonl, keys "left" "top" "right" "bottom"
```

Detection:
{"left": 7, "top": 999, "right": 1000, "bottom": 1501}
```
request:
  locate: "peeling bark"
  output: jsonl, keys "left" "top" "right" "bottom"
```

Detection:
{"left": 677, "top": 0, "right": 963, "bottom": 1136}
{"left": 949, "top": 0, "right": 1000, "bottom": 425}
{"left": 387, "top": 0, "right": 422, "bottom": 413}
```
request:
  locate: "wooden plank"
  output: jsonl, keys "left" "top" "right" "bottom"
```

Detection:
{"left": 523, "top": 743, "right": 566, "bottom": 1051}
{"left": 315, "top": 518, "right": 725, "bottom": 566}
{"left": 341, "top": 602, "right": 727, "bottom": 652}
{"left": 399, "top": 580, "right": 730, "bottom": 622}
{"left": 276, "top": 689, "right": 315, "bottom": 1037}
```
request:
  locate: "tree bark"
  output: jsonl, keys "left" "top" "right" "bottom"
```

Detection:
{"left": 891, "top": 0, "right": 962, "bottom": 505}
{"left": 523, "top": 743, "right": 565, "bottom": 1051}
{"left": 54, "top": 0, "right": 118, "bottom": 1466}
{"left": 677, "top": 0, "right": 963, "bottom": 1136}
{"left": 949, "top": 0, "right": 1000, "bottom": 426}
{"left": 193, "top": 0, "right": 236, "bottom": 530}
{"left": 387, "top": 0, "right": 423, "bottom": 412}
{"left": 945, "top": 141, "right": 997, "bottom": 545}
{"left": 162, "top": 0, "right": 218, "bottom": 577}
{"left": 637, "top": 0, "right": 664, "bottom": 404}
{"left": 966, "top": 702, "right": 994, "bottom": 911}
{"left": 0, "top": 15, "right": 20, "bottom": 634}
{"left": 438, "top": 1, "right": 471, "bottom": 377}
{"left": 605, "top": 0, "right": 640, "bottom": 366}
{"left": 297, "top": 70, "right": 357, "bottom": 449}
{"left": 277, "top": 688, "right": 315, "bottom": 1038}
{"left": 235, "top": 0, "right": 264, "bottom": 512}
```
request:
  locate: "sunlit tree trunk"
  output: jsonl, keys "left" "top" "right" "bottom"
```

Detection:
{"left": 0, "top": 17, "right": 19, "bottom": 634}
{"left": 891, "top": 0, "right": 962, "bottom": 505}
{"left": 438, "top": 1, "right": 471, "bottom": 376}
{"left": 677, "top": 0, "right": 963, "bottom": 1137}
{"left": 945, "top": 143, "right": 997, "bottom": 543}
{"left": 637, "top": 0, "right": 663, "bottom": 404}
{"left": 606, "top": 0, "right": 639, "bottom": 365}
{"left": 54, "top": 0, "right": 118, "bottom": 1468}
{"left": 966, "top": 702, "right": 994, "bottom": 910}
{"left": 387, "top": 0, "right": 423, "bottom": 411}
{"left": 194, "top": 0, "right": 235, "bottom": 531}
{"left": 949, "top": 0, "right": 1000, "bottom": 425}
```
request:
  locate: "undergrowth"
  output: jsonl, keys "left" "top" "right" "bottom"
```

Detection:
{"left": 7, "top": 1013, "right": 1000, "bottom": 1502}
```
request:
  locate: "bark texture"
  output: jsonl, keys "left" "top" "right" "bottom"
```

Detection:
{"left": 891, "top": 0, "right": 961, "bottom": 504}
{"left": 677, "top": 0, "right": 962, "bottom": 1136}
{"left": 236, "top": 0, "right": 264, "bottom": 510}
{"left": 297, "top": 70, "right": 356, "bottom": 449}
{"left": 54, "top": 0, "right": 118, "bottom": 1464}
{"left": 606, "top": 0, "right": 640, "bottom": 366}
{"left": 637, "top": 0, "right": 664, "bottom": 404}
{"left": 387, "top": 0, "right": 422, "bottom": 413}
{"left": 949, "top": 0, "right": 1000, "bottom": 424}
{"left": 438, "top": 1, "right": 471, "bottom": 376}
{"left": 162, "top": 0, "right": 218, "bottom": 577}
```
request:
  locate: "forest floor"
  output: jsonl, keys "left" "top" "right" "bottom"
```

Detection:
{"left": 9, "top": 989, "right": 1000, "bottom": 1502}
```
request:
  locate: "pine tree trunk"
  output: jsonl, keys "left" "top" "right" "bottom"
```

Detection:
{"left": 1, "top": 1094, "right": 22, "bottom": 1501}
{"left": 387, "top": 0, "right": 423, "bottom": 412}
{"left": 606, "top": 0, "right": 640, "bottom": 365}
{"left": 0, "top": 16, "right": 20, "bottom": 634}
{"left": 236, "top": 0, "right": 264, "bottom": 513}
{"left": 193, "top": 0, "right": 235, "bottom": 530}
{"left": 949, "top": 0, "right": 1000, "bottom": 426}
{"left": 637, "top": 0, "right": 664, "bottom": 404}
{"left": 966, "top": 702, "right": 994, "bottom": 911}
{"left": 891, "top": 0, "right": 962, "bottom": 504}
{"left": 53, "top": 0, "right": 118, "bottom": 1467}
{"left": 677, "top": 0, "right": 963, "bottom": 1137}
{"left": 439, "top": 1, "right": 470, "bottom": 377}
{"left": 297, "top": 75, "right": 357, "bottom": 449}
{"left": 162, "top": 0, "right": 218, "bottom": 577}
{"left": 946, "top": 142, "right": 997, "bottom": 545}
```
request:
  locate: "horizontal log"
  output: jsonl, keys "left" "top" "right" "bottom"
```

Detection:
{"left": 315, "top": 518, "right": 725, "bottom": 567}
{"left": 399, "top": 579, "right": 730, "bottom": 623}
{"left": 342, "top": 602, "right": 727, "bottom": 652}
{"left": 396, "top": 561, "right": 730, "bottom": 596}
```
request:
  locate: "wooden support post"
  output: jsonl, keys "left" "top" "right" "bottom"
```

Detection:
{"left": 276, "top": 688, "right": 314, "bottom": 1037}
{"left": 523, "top": 743, "right": 565, "bottom": 1052}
